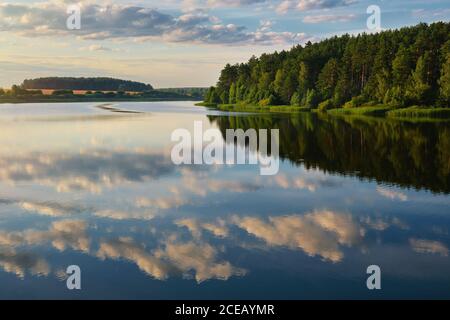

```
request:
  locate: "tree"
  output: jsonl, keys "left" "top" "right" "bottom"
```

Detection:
{"left": 206, "top": 87, "right": 221, "bottom": 104}
{"left": 317, "top": 58, "right": 339, "bottom": 100}
{"left": 392, "top": 45, "right": 412, "bottom": 88}
{"left": 374, "top": 68, "right": 391, "bottom": 102}
{"left": 406, "top": 51, "right": 433, "bottom": 105}
{"left": 438, "top": 53, "right": 450, "bottom": 106}
{"left": 229, "top": 82, "right": 237, "bottom": 104}
{"left": 298, "top": 62, "right": 310, "bottom": 100}
{"left": 305, "top": 89, "right": 319, "bottom": 109}
{"left": 290, "top": 92, "right": 301, "bottom": 106}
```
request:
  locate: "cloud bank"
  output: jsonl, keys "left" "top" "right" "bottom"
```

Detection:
{"left": 0, "top": 2, "right": 309, "bottom": 46}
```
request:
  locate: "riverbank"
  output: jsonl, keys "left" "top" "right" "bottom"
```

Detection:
{"left": 198, "top": 102, "right": 450, "bottom": 119}
{"left": 196, "top": 102, "right": 311, "bottom": 113}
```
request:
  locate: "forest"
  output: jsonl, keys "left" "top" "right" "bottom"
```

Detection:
{"left": 157, "top": 87, "right": 208, "bottom": 100}
{"left": 21, "top": 77, "right": 154, "bottom": 92}
{"left": 204, "top": 22, "right": 450, "bottom": 111}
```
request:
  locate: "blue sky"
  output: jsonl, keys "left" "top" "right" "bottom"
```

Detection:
{"left": 0, "top": 0, "right": 449, "bottom": 88}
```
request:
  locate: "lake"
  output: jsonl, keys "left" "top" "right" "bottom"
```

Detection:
{"left": 0, "top": 101, "right": 449, "bottom": 299}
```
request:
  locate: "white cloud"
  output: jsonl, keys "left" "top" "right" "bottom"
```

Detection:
{"left": 94, "top": 209, "right": 157, "bottom": 220}
{"left": 0, "top": 2, "right": 311, "bottom": 46}
{"left": 135, "top": 195, "right": 190, "bottom": 210}
{"left": 0, "top": 149, "right": 174, "bottom": 194}
{"left": 277, "top": 0, "right": 356, "bottom": 14}
{"left": 97, "top": 236, "right": 245, "bottom": 282}
{"left": 303, "top": 14, "right": 356, "bottom": 24}
{"left": 232, "top": 210, "right": 365, "bottom": 262}
{"left": 207, "top": 0, "right": 267, "bottom": 7}
{"left": 377, "top": 186, "right": 408, "bottom": 201}
{"left": 97, "top": 237, "right": 171, "bottom": 280}
{"left": 155, "top": 237, "right": 246, "bottom": 283}
{"left": 80, "top": 44, "right": 112, "bottom": 51}
{"left": 0, "top": 248, "right": 50, "bottom": 279}
{"left": 410, "top": 238, "right": 449, "bottom": 256}
{"left": 176, "top": 218, "right": 229, "bottom": 238}
{"left": 0, "top": 219, "right": 90, "bottom": 253}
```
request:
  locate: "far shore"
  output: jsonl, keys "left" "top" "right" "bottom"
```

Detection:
{"left": 0, "top": 96, "right": 202, "bottom": 104}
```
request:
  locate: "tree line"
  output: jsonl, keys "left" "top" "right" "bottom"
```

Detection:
{"left": 21, "top": 77, "right": 154, "bottom": 92}
{"left": 204, "top": 22, "right": 450, "bottom": 110}
{"left": 157, "top": 87, "right": 208, "bottom": 100}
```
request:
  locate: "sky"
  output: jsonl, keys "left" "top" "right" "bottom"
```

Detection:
{"left": 0, "top": 0, "right": 449, "bottom": 88}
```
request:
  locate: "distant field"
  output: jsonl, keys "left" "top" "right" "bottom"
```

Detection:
{"left": 24, "top": 89, "right": 142, "bottom": 95}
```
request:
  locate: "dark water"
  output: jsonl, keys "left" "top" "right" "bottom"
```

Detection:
{"left": 0, "top": 101, "right": 449, "bottom": 299}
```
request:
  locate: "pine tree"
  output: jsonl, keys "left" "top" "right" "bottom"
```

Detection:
{"left": 229, "top": 83, "right": 236, "bottom": 104}
{"left": 317, "top": 58, "right": 339, "bottom": 100}
{"left": 392, "top": 45, "right": 413, "bottom": 88}
{"left": 407, "top": 51, "right": 433, "bottom": 105}
{"left": 438, "top": 53, "right": 450, "bottom": 106}
{"left": 305, "top": 89, "right": 319, "bottom": 109}
{"left": 290, "top": 92, "right": 301, "bottom": 106}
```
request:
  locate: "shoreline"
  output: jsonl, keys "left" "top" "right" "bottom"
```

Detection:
{"left": 197, "top": 103, "right": 450, "bottom": 119}
{"left": 0, "top": 97, "right": 202, "bottom": 104}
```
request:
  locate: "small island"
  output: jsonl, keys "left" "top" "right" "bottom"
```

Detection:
{"left": 0, "top": 77, "right": 207, "bottom": 103}
{"left": 201, "top": 22, "right": 450, "bottom": 119}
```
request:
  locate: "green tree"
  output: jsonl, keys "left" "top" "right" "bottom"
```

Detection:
{"left": 290, "top": 92, "right": 301, "bottom": 106}
{"left": 438, "top": 53, "right": 450, "bottom": 106}
{"left": 392, "top": 45, "right": 413, "bottom": 88}
{"left": 298, "top": 62, "right": 310, "bottom": 99}
{"left": 305, "top": 89, "right": 319, "bottom": 109}
{"left": 317, "top": 58, "right": 339, "bottom": 100}
{"left": 229, "top": 82, "right": 237, "bottom": 104}
{"left": 407, "top": 51, "right": 433, "bottom": 105}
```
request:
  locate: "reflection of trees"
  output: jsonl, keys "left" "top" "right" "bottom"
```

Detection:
{"left": 208, "top": 113, "right": 450, "bottom": 194}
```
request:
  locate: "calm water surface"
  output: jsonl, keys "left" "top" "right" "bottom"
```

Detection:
{"left": 0, "top": 101, "right": 449, "bottom": 299}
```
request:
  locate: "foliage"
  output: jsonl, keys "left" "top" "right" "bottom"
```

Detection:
{"left": 21, "top": 77, "right": 154, "bottom": 92}
{"left": 204, "top": 22, "right": 450, "bottom": 109}
{"left": 318, "top": 99, "right": 334, "bottom": 112}
{"left": 157, "top": 87, "right": 208, "bottom": 100}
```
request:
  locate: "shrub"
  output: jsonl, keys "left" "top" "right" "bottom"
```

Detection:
{"left": 343, "top": 96, "right": 366, "bottom": 109}
{"left": 318, "top": 99, "right": 334, "bottom": 111}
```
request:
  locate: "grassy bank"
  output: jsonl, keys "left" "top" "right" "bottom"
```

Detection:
{"left": 205, "top": 103, "right": 311, "bottom": 113}
{"left": 386, "top": 106, "right": 450, "bottom": 118}
{"left": 327, "top": 105, "right": 393, "bottom": 116}
{"left": 199, "top": 102, "right": 450, "bottom": 119}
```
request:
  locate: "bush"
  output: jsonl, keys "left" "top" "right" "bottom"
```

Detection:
{"left": 318, "top": 99, "right": 334, "bottom": 111}
{"left": 259, "top": 94, "right": 277, "bottom": 107}
{"left": 343, "top": 96, "right": 366, "bottom": 109}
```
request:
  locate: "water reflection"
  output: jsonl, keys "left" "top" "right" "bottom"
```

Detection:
{"left": 0, "top": 102, "right": 449, "bottom": 299}
{"left": 208, "top": 113, "right": 450, "bottom": 193}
